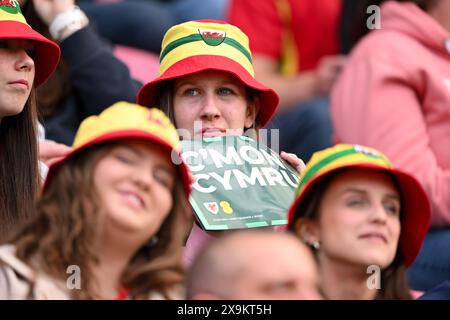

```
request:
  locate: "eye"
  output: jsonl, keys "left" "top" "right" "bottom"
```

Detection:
{"left": 113, "top": 151, "right": 137, "bottom": 165}
{"left": 0, "top": 41, "right": 8, "bottom": 49}
{"left": 217, "top": 87, "right": 234, "bottom": 96}
{"left": 183, "top": 88, "right": 200, "bottom": 97}
{"left": 154, "top": 167, "right": 175, "bottom": 190}
{"left": 384, "top": 201, "right": 400, "bottom": 217}
{"left": 347, "top": 197, "right": 367, "bottom": 207}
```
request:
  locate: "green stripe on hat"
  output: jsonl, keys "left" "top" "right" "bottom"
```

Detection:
{"left": 160, "top": 33, "right": 252, "bottom": 64}
{"left": 297, "top": 147, "right": 391, "bottom": 193}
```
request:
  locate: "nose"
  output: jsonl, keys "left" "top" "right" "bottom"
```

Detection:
{"left": 369, "top": 203, "right": 388, "bottom": 224}
{"left": 15, "top": 50, "right": 35, "bottom": 72}
{"left": 199, "top": 91, "right": 221, "bottom": 121}
{"left": 132, "top": 168, "right": 153, "bottom": 192}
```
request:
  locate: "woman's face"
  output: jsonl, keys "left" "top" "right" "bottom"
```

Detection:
{"left": 0, "top": 39, "right": 35, "bottom": 117}
{"left": 173, "top": 70, "right": 254, "bottom": 138}
{"left": 302, "top": 169, "right": 401, "bottom": 269}
{"left": 93, "top": 139, "right": 176, "bottom": 244}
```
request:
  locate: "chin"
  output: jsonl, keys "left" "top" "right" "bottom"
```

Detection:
{"left": 359, "top": 254, "right": 395, "bottom": 269}
{"left": 1, "top": 105, "right": 26, "bottom": 117}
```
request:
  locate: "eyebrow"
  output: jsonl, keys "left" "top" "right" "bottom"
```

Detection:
{"left": 119, "top": 145, "right": 175, "bottom": 173}
{"left": 341, "top": 187, "right": 400, "bottom": 200}
{"left": 118, "top": 145, "right": 144, "bottom": 158}
{"left": 175, "top": 78, "right": 241, "bottom": 89}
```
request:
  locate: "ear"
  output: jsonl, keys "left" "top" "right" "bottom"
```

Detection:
{"left": 295, "top": 218, "right": 320, "bottom": 245}
{"left": 244, "top": 100, "right": 259, "bottom": 129}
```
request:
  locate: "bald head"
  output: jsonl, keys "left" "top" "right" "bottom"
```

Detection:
{"left": 186, "top": 230, "right": 321, "bottom": 300}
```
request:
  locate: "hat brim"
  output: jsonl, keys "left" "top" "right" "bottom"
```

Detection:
{"left": 287, "top": 164, "right": 431, "bottom": 267}
{"left": 137, "top": 55, "right": 279, "bottom": 128}
{"left": 0, "top": 21, "right": 60, "bottom": 87}
{"left": 44, "top": 130, "right": 192, "bottom": 198}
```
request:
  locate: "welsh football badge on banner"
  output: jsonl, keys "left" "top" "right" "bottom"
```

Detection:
{"left": 180, "top": 136, "right": 299, "bottom": 230}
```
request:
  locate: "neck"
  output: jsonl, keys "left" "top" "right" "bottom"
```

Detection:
{"left": 90, "top": 234, "right": 139, "bottom": 299}
{"left": 319, "top": 256, "right": 378, "bottom": 300}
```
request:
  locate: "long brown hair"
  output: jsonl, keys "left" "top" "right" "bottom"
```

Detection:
{"left": 8, "top": 142, "right": 192, "bottom": 299}
{"left": 0, "top": 90, "right": 40, "bottom": 243}
{"left": 288, "top": 169, "right": 412, "bottom": 300}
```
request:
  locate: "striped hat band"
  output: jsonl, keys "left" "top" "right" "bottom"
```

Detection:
{"left": 158, "top": 20, "right": 254, "bottom": 77}
{"left": 296, "top": 144, "right": 392, "bottom": 195}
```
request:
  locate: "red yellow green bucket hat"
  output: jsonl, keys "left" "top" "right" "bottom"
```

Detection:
{"left": 137, "top": 19, "right": 279, "bottom": 128}
{"left": 44, "top": 101, "right": 192, "bottom": 197}
{"left": 0, "top": 0, "right": 60, "bottom": 87}
{"left": 287, "top": 144, "right": 431, "bottom": 267}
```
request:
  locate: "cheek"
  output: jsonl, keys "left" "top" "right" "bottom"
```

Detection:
{"left": 389, "top": 218, "right": 402, "bottom": 241}
{"left": 321, "top": 209, "right": 360, "bottom": 242}
{"left": 155, "top": 187, "right": 174, "bottom": 218}
{"left": 174, "top": 103, "right": 195, "bottom": 126}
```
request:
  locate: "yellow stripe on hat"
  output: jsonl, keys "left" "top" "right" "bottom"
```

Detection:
{"left": 159, "top": 20, "right": 254, "bottom": 77}
{"left": 159, "top": 40, "right": 255, "bottom": 76}
{"left": 73, "top": 102, "right": 181, "bottom": 150}
{"left": 0, "top": 0, "right": 28, "bottom": 24}
{"left": 296, "top": 144, "right": 392, "bottom": 195}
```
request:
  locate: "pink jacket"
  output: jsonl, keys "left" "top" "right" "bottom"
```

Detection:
{"left": 331, "top": 1, "right": 450, "bottom": 227}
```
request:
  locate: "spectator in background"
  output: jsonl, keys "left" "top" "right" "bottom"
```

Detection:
{"left": 287, "top": 144, "right": 431, "bottom": 299}
{"left": 187, "top": 230, "right": 321, "bottom": 300}
{"left": 331, "top": 0, "right": 450, "bottom": 291}
{"left": 76, "top": 0, "right": 175, "bottom": 53}
{"left": 21, "top": 0, "right": 141, "bottom": 145}
{"left": 0, "top": 0, "right": 60, "bottom": 241}
{"left": 229, "top": 0, "right": 346, "bottom": 161}
{"left": 76, "top": 0, "right": 230, "bottom": 54}
{"left": 0, "top": 102, "right": 193, "bottom": 299}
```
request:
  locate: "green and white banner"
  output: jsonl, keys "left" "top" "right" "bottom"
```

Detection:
{"left": 180, "top": 136, "right": 299, "bottom": 231}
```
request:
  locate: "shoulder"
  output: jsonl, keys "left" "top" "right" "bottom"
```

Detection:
{"left": 351, "top": 30, "right": 423, "bottom": 64}
{"left": 0, "top": 245, "right": 70, "bottom": 299}
{"left": 0, "top": 245, "right": 35, "bottom": 299}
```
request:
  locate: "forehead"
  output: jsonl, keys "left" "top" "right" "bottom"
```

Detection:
{"left": 175, "top": 70, "right": 245, "bottom": 85}
{"left": 109, "top": 139, "right": 174, "bottom": 166}
{"left": 326, "top": 169, "right": 399, "bottom": 195}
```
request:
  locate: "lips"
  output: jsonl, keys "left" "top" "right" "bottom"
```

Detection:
{"left": 120, "top": 191, "right": 146, "bottom": 210}
{"left": 200, "top": 127, "right": 226, "bottom": 137}
{"left": 359, "top": 232, "right": 388, "bottom": 243}
{"left": 8, "top": 79, "right": 29, "bottom": 89}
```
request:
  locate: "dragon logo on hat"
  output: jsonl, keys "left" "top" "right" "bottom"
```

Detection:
{"left": 354, "top": 145, "right": 382, "bottom": 158}
{"left": 0, "top": 0, "right": 21, "bottom": 14}
{"left": 198, "top": 28, "right": 226, "bottom": 46}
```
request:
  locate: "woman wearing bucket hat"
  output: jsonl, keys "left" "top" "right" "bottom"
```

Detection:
{"left": 19, "top": 0, "right": 141, "bottom": 146}
{"left": 287, "top": 144, "right": 431, "bottom": 299}
{"left": 0, "top": 0, "right": 60, "bottom": 241}
{"left": 137, "top": 19, "right": 305, "bottom": 264}
{"left": 0, "top": 102, "right": 193, "bottom": 299}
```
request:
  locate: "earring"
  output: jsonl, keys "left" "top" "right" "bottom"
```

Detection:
{"left": 148, "top": 235, "right": 159, "bottom": 248}
{"left": 311, "top": 240, "right": 320, "bottom": 250}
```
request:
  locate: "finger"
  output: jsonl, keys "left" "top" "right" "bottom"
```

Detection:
{"left": 45, "top": 156, "right": 66, "bottom": 167}
{"left": 280, "top": 152, "right": 306, "bottom": 173}
{"left": 39, "top": 142, "right": 72, "bottom": 163}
